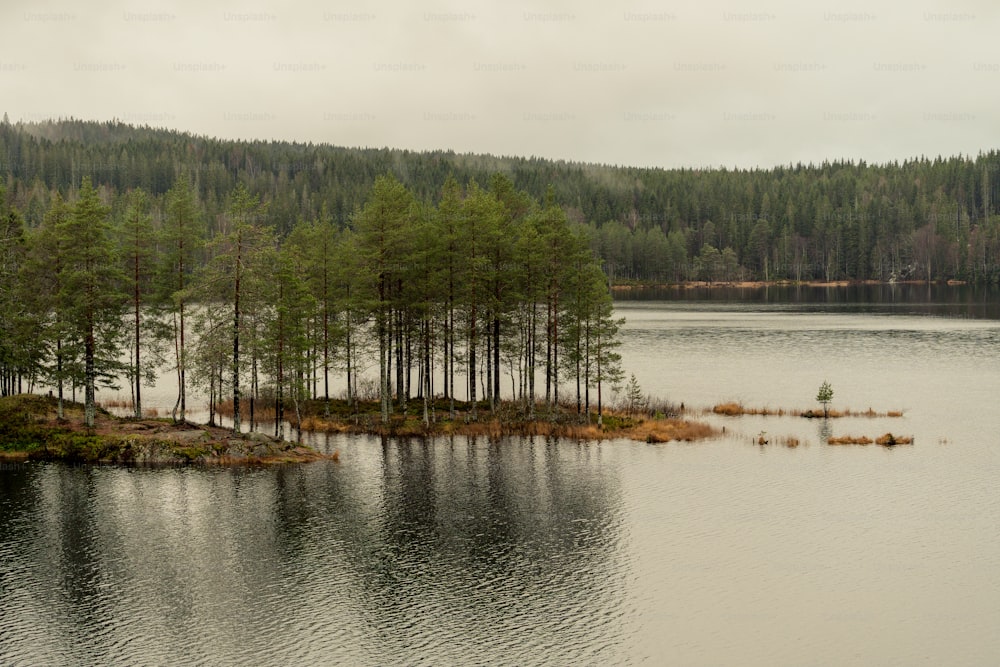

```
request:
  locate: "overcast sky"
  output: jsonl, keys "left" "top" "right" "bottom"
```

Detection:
{"left": 2, "top": 0, "right": 997, "bottom": 169}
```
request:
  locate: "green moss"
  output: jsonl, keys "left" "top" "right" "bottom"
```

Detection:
{"left": 171, "top": 445, "right": 210, "bottom": 461}
{"left": 42, "top": 432, "right": 111, "bottom": 461}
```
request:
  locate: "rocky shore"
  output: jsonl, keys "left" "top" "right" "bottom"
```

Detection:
{"left": 0, "top": 394, "right": 334, "bottom": 465}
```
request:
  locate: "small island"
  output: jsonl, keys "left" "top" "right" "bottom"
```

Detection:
{"left": 0, "top": 393, "right": 722, "bottom": 465}
{"left": 288, "top": 396, "right": 717, "bottom": 444}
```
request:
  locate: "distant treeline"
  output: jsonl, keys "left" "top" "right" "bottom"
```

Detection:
{"left": 2, "top": 117, "right": 999, "bottom": 284}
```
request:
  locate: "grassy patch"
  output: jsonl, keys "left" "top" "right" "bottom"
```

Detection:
{"left": 711, "top": 401, "right": 905, "bottom": 419}
{"left": 828, "top": 433, "right": 913, "bottom": 446}
{"left": 297, "top": 403, "right": 720, "bottom": 445}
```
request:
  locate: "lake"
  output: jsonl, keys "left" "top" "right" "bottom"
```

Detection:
{"left": 2, "top": 285, "right": 999, "bottom": 665}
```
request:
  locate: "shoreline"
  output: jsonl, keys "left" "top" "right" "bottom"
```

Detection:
{"left": 611, "top": 278, "right": 968, "bottom": 291}
{"left": 1, "top": 395, "right": 721, "bottom": 464}
{"left": 2, "top": 393, "right": 914, "bottom": 465}
{"left": 0, "top": 395, "right": 336, "bottom": 465}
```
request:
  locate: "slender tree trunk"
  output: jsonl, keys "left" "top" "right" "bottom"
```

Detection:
{"left": 85, "top": 320, "right": 95, "bottom": 428}
{"left": 551, "top": 292, "right": 560, "bottom": 412}
{"left": 442, "top": 313, "right": 449, "bottom": 400}
{"left": 207, "top": 364, "right": 216, "bottom": 426}
{"left": 232, "top": 234, "right": 242, "bottom": 435}
{"left": 276, "top": 306, "right": 284, "bottom": 441}
{"left": 394, "top": 308, "right": 401, "bottom": 404}
{"left": 379, "top": 273, "right": 389, "bottom": 423}
{"left": 251, "top": 349, "right": 257, "bottom": 432}
{"left": 323, "top": 281, "right": 330, "bottom": 417}
{"left": 176, "top": 231, "right": 187, "bottom": 424}
{"left": 179, "top": 301, "right": 186, "bottom": 423}
{"left": 448, "top": 303, "right": 455, "bottom": 419}
{"left": 345, "top": 310, "right": 354, "bottom": 407}
{"left": 56, "top": 337, "right": 64, "bottom": 420}
{"left": 379, "top": 312, "right": 388, "bottom": 424}
{"left": 576, "top": 331, "right": 581, "bottom": 416}
{"left": 493, "top": 315, "right": 500, "bottom": 410}
{"left": 469, "top": 303, "right": 477, "bottom": 420}
{"left": 386, "top": 306, "right": 393, "bottom": 411}
{"left": 596, "top": 332, "right": 603, "bottom": 428}
{"left": 405, "top": 317, "right": 412, "bottom": 407}
{"left": 528, "top": 303, "right": 536, "bottom": 419}
{"left": 545, "top": 297, "right": 552, "bottom": 409}
{"left": 485, "top": 326, "right": 492, "bottom": 409}
{"left": 584, "top": 318, "right": 591, "bottom": 420}
{"left": 134, "top": 245, "right": 142, "bottom": 419}
{"left": 423, "top": 318, "right": 430, "bottom": 427}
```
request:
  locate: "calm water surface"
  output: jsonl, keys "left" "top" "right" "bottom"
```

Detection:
{"left": 2, "top": 287, "right": 999, "bottom": 665}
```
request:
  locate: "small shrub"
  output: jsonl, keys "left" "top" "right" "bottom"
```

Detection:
{"left": 875, "top": 433, "right": 913, "bottom": 446}
{"left": 816, "top": 380, "right": 834, "bottom": 418}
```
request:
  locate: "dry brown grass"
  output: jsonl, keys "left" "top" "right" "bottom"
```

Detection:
{"left": 840, "top": 408, "right": 905, "bottom": 418}
{"left": 713, "top": 402, "right": 905, "bottom": 419}
{"left": 298, "top": 411, "right": 718, "bottom": 444}
{"left": 99, "top": 398, "right": 133, "bottom": 409}
{"left": 215, "top": 399, "right": 278, "bottom": 422}
{"left": 713, "top": 402, "right": 745, "bottom": 416}
{"left": 299, "top": 416, "right": 354, "bottom": 434}
{"left": 631, "top": 419, "right": 719, "bottom": 443}
{"left": 828, "top": 435, "right": 874, "bottom": 445}
{"left": 712, "top": 403, "right": 789, "bottom": 417}
{"left": 829, "top": 433, "right": 913, "bottom": 446}
{"left": 780, "top": 436, "right": 801, "bottom": 448}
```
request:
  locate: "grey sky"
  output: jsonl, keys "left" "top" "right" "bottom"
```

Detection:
{"left": 2, "top": 0, "right": 997, "bottom": 169}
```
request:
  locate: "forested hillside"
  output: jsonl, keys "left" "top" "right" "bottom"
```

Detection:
{"left": 2, "top": 116, "right": 999, "bottom": 283}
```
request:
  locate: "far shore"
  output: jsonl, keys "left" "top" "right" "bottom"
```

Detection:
{"left": 611, "top": 278, "right": 968, "bottom": 291}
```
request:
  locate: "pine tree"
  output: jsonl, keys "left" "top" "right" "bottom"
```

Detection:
{"left": 353, "top": 174, "right": 414, "bottom": 424}
{"left": 119, "top": 187, "right": 169, "bottom": 418}
{"left": 57, "top": 178, "right": 127, "bottom": 427}
{"left": 161, "top": 173, "right": 204, "bottom": 423}
{"left": 266, "top": 239, "right": 315, "bottom": 440}
{"left": 0, "top": 190, "right": 30, "bottom": 395}
{"left": 459, "top": 181, "right": 500, "bottom": 421}
{"left": 435, "top": 176, "right": 464, "bottom": 418}
{"left": 514, "top": 210, "right": 546, "bottom": 417}
{"left": 332, "top": 229, "right": 363, "bottom": 409}
{"left": 623, "top": 374, "right": 645, "bottom": 418}
{"left": 21, "top": 194, "right": 74, "bottom": 416}
{"left": 226, "top": 184, "right": 269, "bottom": 434}
{"left": 585, "top": 267, "right": 624, "bottom": 426}
{"left": 816, "top": 380, "right": 834, "bottom": 418}
{"left": 197, "top": 183, "right": 271, "bottom": 434}
{"left": 287, "top": 210, "right": 339, "bottom": 416}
